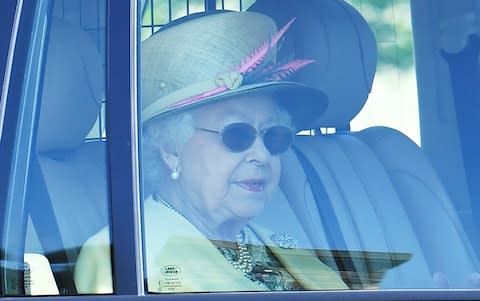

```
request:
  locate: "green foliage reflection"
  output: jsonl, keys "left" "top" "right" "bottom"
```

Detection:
{"left": 141, "top": 0, "right": 414, "bottom": 70}
{"left": 346, "top": 0, "right": 414, "bottom": 70}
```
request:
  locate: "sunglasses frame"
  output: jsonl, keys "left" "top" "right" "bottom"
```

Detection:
{"left": 196, "top": 122, "right": 294, "bottom": 155}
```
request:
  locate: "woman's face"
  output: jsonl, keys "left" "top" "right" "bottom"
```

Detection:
{"left": 176, "top": 94, "right": 288, "bottom": 230}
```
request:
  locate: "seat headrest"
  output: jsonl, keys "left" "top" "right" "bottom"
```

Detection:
{"left": 249, "top": 0, "right": 377, "bottom": 128}
{"left": 37, "top": 18, "right": 104, "bottom": 153}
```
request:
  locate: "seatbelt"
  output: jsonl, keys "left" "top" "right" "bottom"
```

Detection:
{"left": 292, "top": 147, "right": 347, "bottom": 250}
{"left": 292, "top": 146, "right": 357, "bottom": 285}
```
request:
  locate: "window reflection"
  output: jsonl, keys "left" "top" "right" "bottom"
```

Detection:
{"left": 71, "top": 0, "right": 480, "bottom": 294}
{"left": 139, "top": 11, "right": 347, "bottom": 292}
{"left": 9, "top": 0, "right": 110, "bottom": 296}
{"left": 135, "top": 0, "right": 480, "bottom": 292}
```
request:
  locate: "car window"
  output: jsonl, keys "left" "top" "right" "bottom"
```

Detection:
{"left": 1, "top": 0, "right": 480, "bottom": 298}
{"left": 347, "top": 0, "right": 420, "bottom": 144}
{"left": 133, "top": 0, "right": 478, "bottom": 293}
{"left": 0, "top": 0, "right": 109, "bottom": 296}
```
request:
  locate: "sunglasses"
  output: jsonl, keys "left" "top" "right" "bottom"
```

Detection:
{"left": 196, "top": 123, "right": 294, "bottom": 155}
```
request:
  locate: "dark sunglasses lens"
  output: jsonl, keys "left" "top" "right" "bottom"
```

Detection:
{"left": 263, "top": 126, "right": 293, "bottom": 155}
{"left": 222, "top": 123, "right": 257, "bottom": 152}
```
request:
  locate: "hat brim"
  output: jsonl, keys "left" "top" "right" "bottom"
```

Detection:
{"left": 143, "top": 81, "right": 328, "bottom": 131}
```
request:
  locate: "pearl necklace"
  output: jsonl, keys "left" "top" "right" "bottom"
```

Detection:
{"left": 153, "top": 193, "right": 185, "bottom": 218}
{"left": 152, "top": 193, "right": 253, "bottom": 274}
{"left": 229, "top": 232, "right": 254, "bottom": 274}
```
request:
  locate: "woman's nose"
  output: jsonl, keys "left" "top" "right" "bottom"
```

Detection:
{"left": 244, "top": 136, "right": 270, "bottom": 164}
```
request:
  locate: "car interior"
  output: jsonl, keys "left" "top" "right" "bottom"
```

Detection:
{"left": 24, "top": 16, "right": 108, "bottom": 295}
{"left": 250, "top": 0, "right": 479, "bottom": 289}
{"left": 19, "top": 0, "right": 480, "bottom": 295}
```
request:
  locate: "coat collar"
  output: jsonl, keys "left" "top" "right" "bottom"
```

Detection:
{"left": 144, "top": 196, "right": 347, "bottom": 292}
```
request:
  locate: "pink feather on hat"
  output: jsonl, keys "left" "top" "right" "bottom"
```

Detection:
{"left": 166, "top": 17, "right": 314, "bottom": 111}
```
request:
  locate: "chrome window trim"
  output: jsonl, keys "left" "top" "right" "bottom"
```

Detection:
{"left": 2, "top": 288, "right": 480, "bottom": 300}
{"left": 0, "top": 0, "right": 23, "bottom": 143}
{"left": 130, "top": 0, "right": 145, "bottom": 295}
{"left": 1, "top": 0, "right": 51, "bottom": 295}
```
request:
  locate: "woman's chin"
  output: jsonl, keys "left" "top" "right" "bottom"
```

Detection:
{"left": 232, "top": 200, "right": 267, "bottom": 220}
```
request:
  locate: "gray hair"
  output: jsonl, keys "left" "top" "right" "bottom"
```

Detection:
{"left": 142, "top": 112, "right": 195, "bottom": 196}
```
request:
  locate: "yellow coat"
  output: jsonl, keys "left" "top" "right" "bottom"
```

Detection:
{"left": 75, "top": 197, "right": 347, "bottom": 293}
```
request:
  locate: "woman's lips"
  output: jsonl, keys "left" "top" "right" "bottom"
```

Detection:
{"left": 234, "top": 179, "right": 267, "bottom": 192}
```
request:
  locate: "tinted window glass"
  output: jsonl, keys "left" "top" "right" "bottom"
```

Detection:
{"left": 1, "top": 0, "right": 109, "bottom": 296}
{"left": 64, "top": 0, "right": 478, "bottom": 293}
{"left": 73, "top": 0, "right": 480, "bottom": 295}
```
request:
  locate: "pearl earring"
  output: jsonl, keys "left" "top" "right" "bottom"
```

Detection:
{"left": 170, "top": 168, "right": 180, "bottom": 180}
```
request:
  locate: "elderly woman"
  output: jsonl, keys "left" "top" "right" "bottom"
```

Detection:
{"left": 75, "top": 10, "right": 347, "bottom": 293}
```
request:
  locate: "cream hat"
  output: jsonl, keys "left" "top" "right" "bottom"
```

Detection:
{"left": 141, "top": 11, "right": 328, "bottom": 130}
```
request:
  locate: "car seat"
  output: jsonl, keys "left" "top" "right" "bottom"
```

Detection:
{"left": 24, "top": 17, "right": 108, "bottom": 295}
{"left": 250, "top": 0, "right": 480, "bottom": 289}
